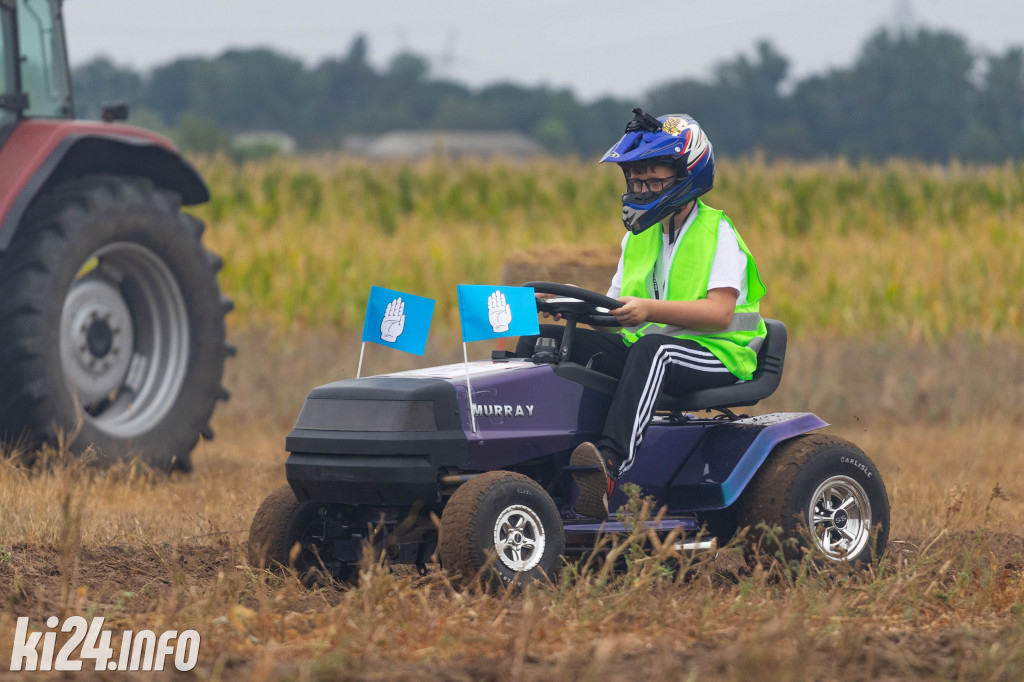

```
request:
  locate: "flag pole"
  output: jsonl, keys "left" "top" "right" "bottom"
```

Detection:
{"left": 463, "top": 341, "right": 477, "bottom": 433}
{"left": 356, "top": 341, "right": 366, "bottom": 379}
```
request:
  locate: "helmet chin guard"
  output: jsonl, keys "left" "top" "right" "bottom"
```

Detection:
{"left": 600, "top": 109, "right": 715, "bottom": 234}
{"left": 621, "top": 205, "right": 649, "bottom": 234}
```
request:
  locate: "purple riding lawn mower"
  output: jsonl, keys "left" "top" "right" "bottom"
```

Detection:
{"left": 247, "top": 282, "right": 890, "bottom": 586}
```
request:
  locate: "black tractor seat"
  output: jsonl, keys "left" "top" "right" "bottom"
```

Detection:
{"left": 655, "top": 318, "right": 787, "bottom": 413}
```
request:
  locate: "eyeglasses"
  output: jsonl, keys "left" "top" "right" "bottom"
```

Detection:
{"left": 625, "top": 176, "right": 675, "bottom": 193}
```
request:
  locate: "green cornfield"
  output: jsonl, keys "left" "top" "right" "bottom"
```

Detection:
{"left": 194, "top": 154, "right": 1024, "bottom": 344}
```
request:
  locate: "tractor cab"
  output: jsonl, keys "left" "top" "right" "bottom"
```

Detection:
{"left": 0, "top": 0, "right": 74, "bottom": 134}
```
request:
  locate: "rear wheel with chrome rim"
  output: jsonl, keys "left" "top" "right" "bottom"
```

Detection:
{"left": 808, "top": 474, "right": 873, "bottom": 561}
{"left": 737, "top": 434, "right": 889, "bottom": 565}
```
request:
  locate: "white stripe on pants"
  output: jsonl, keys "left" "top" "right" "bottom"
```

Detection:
{"left": 618, "top": 342, "right": 731, "bottom": 475}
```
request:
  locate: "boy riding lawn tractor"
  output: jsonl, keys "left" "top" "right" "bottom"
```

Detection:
{"left": 248, "top": 285, "right": 888, "bottom": 585}
{"left": 248, "top": 110, "right": 889, "bottom": 585}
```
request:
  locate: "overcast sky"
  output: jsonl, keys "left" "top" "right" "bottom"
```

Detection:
{"left": 64, "top": 1, "right": 1024, "bottom": 102}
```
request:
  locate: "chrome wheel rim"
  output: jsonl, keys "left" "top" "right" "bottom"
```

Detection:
{"left": 59, "top": 242, "right": 189, "bottom": 439}
{"left": 493, "top": 504, "right": 546, "bottom": 573}
{"left": 809, "top": 475, "right": 872, "bottom": 561}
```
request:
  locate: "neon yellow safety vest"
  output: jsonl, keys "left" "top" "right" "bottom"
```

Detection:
{"left": 619, "top": 200, "right": 767, "bottom": 380}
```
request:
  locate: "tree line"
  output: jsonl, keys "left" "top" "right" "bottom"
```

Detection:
{"left": 72, "top": 28, "right": 1024, "bottom": 162}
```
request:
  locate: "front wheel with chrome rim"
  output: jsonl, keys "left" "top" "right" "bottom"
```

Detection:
{"left": 440, "top": 471, "right": 565, "bottom": 588}
{"left": 737, "top": 434, "right": 889, "bottom": 566}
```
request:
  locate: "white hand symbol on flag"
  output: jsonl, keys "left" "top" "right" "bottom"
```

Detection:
{"left": 487, "top": 290, "right": 512, "bottom": 333}
{"left": 380, "top": 297, "right": 406, "bottom": 342}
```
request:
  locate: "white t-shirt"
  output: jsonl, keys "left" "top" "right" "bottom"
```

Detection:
{"left": 606, "top": 203, "right": 748, "bottom": 304}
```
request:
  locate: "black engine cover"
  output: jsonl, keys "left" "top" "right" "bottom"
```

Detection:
{"left": 285, "top": 377, "right": 468, "bottom": 505}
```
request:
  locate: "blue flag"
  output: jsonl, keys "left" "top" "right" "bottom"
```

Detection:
{"left": 361, "top": 286, "right": 435, "bottom": 355}
{"left": 457, "top": 285, "right": 539, "bottom": 343}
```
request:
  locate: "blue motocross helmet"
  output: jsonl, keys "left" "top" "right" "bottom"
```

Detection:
{"left": 599, "top": 108, "right": 715, "bottom": 235}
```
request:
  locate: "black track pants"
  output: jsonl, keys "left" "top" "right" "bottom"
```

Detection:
{"left": 517, "top": 325, "right": 738, "bottom": 476}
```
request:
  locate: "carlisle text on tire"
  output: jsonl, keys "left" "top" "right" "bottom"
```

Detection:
{"left": 737, "top": 434, "right": 889, "bottom": 565}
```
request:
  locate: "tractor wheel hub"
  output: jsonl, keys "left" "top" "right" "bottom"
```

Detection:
{"left": 61, "top": 275, "right": 134, "bottom": 404}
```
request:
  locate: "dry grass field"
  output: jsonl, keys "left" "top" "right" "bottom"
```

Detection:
{"left": 2, "top": 328, "right": 1023, "bottom": 681}
{"left": 2, "top": 157, "right": 1024, "bottom": 680}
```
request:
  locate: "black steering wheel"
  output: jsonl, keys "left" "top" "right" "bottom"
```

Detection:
{"left": 523, "top": 281, "right": 623, "bottom": 328}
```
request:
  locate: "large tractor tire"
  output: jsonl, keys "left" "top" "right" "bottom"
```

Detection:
{"left": 0, "top": 175, "right": 231, "bottom": 471}
{"left": 439, "top": 471, "right": 565, "bottom": 588}
{"left": 737, "top": 434, "right": 890, "bottom": 565}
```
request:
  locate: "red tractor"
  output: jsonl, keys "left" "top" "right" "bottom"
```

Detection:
{"left": 0, "top": 0, "right": 231, "bottom": 471}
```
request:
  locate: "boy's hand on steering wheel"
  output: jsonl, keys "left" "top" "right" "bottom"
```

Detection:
{"left": 610, "top": 296, "right": 650, "bottom": 327}
{"left": 536, "top": 292, "right": 563, "bottom": 321}
{"left": 536, "top": 284, "right": 576, "bottom": 321}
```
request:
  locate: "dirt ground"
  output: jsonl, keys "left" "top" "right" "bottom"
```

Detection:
{"left": 2, "top": 526, "right": 1024, "bottom": 681}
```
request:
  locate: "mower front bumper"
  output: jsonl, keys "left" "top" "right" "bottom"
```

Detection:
{"left": 286, "top": 453, "right": 439, "bottom": 506}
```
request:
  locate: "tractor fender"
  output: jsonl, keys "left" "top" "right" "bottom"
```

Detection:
{"left": 0, "top": 119, "right": 208, "bottom": 251}
{"left": 664, "top": 412, "right": 829, "bottom": 512}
